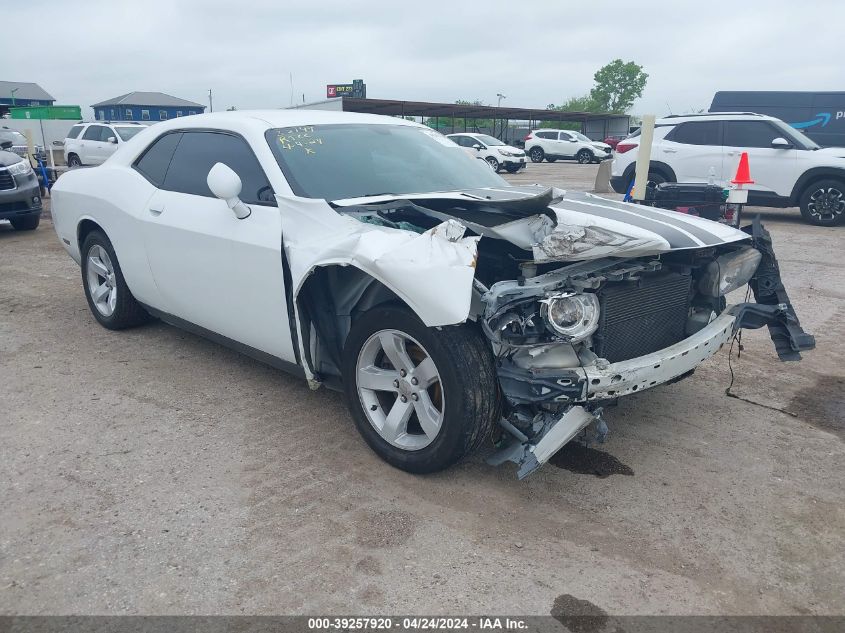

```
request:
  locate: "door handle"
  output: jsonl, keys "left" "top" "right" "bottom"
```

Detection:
{"left": 663, "top": 148, "right": 677, "bottom": 153}
{"left": 148, "top": 204, "right": 164, "bottom": 216}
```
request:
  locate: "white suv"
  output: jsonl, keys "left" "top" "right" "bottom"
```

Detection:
{"left": 610, "top": 112, "right": 845, "bottom": 226}
{"left": 446, "top": 133, "right": 527, "bottom": 172}
{"left": 524, "top": 129, "right": 611, "bottom": 164}
{"left": 64, "top": 122, "right": 146, "bottom": 167}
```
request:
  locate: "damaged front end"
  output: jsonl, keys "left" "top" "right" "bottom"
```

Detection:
{"left": 288, "top": 184, "right": 814, "bottom": 479}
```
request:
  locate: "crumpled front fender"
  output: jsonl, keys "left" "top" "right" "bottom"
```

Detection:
{"left": 275, "top": 194, "right": 480, "bottom": 380}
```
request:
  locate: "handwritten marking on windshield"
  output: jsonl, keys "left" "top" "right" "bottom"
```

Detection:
{"left": 277, "top": 126, "right": 323, "bottom": 155}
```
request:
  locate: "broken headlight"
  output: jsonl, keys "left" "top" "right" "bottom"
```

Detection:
{"left": 541, "top": 292, "right": 600, "bottom": 342}
{"left": 698, "top": 247, "right": 762, "bottom": 297}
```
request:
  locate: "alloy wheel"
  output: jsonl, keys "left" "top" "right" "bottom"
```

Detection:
{"left": 808, "top": 186, "right": 845, "bottom": 223}
{"left": 355, "top": 329, "right": 444, "bottom": 451}
{"left": 86, "top": 245, "right": 117, "bottom": 316}
{"left": 486, "top": 157, "right": 499, "bottom": 171}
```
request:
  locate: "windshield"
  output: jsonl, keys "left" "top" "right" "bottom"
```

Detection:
{"left": 474, "top": 134, "right": 505, "bottom": 146}
{"left": 114, "top": 126, "right": 143, "bottom": 141}
{"left": 772, "top": 120, "right": 820, "bottom": 150}
{"left": 266, "top": 124, "right": 508, "bottom": 200}
{"left": 0, "top": 129, "right": 26, "bottom": 145}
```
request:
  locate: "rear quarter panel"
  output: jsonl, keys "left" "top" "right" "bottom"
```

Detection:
{"left": 51, "top": 165, "right": 161, "bottom": 307}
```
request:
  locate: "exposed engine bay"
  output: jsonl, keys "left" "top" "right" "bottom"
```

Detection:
{"left": 290, "top": 185, "right": 815, "bottom": 478}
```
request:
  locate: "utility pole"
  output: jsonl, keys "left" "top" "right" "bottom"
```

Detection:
{"left": 10, "top": 88, "right": 18, "bottom": 106}
{"left": 208, "top": 89, "right": 213, "bottom": 113}
{"left": 497, "top": 93, "right": 506, "bottom": 107}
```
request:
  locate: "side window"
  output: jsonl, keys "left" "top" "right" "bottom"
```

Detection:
{"left": 536, "top": 131, "right": 555, "bottom": 140}
{"left": 125, "top": 109, "right": 132, "bottom": 120}
{"left": 101, "top": 127, "right": 116, "bottom": 142}
{"left": 558, "top": 132, "right": 573, "bottom": 141}
{"left": 82, "top": 125, "right": 104, "bottom": 141}
{"left": 66, "top": 125, "right": 84, "bottom": 140}
{"left": 162, "top": 131, "right": 274, "bottom": 205}
{"left": 666, "top": 121, "right": 722, "bottom": 146}
{"left": 159, "top": 110, "right": 168, "bottom": 121}
{"left": 723, "top": 121, "right": 781, "bottom": 148}
{"left": 133, "top": 133, "right": 182, "bottom": 187}
{"left": 141, "top": 110, "right": 150, "bottom": 121}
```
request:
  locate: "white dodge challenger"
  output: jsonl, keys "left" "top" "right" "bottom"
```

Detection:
{"left": 51, "top": 111, "right": 815, "bottom": 478}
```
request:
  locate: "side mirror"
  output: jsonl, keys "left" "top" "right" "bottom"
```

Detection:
{"left": 771, "top": 137, "right": 793, "bottom": 149}
{"left": 0, "top": 140, "right": 12, "bottom": 150}
{"left": 107, "top": 136, "right": 118, "bottom": 144}
{"left": 207, "top": 162, "right": 251, "bottom": 219}
{"left": 472, "top": 143, "right": 483, "bottom": 150}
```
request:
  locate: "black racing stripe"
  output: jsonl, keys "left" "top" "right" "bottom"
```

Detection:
{"left": 562, "top": 200, "right": 700, "bottom": 248}
{"left": 588, "top": 197, "right": 725, "bottom": 246}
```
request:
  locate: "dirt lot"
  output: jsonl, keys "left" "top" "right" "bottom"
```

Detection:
{"left": 1, "top": 162, "right": 843, "bottom": 615}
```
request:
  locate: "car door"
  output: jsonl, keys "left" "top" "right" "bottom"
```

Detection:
{"left": 660, "top": 120, "right": 725, "bottom": 184}
{"left": 557, "top": 131, "right": 578, "bottom": 157}
{"left": 138, "top": 129, "right": 296, "bottom": 362}
{"left": 79, "top": 124, "right": 109, "bottom": 165}
{"left": 722, "top": 120, "right": 797, "bottom": 196}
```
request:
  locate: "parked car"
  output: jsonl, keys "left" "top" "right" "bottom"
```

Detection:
{"left": 446, "top": 133, "right": 527, "bottom": 172}
{"left": 50, "top": 111, "right": 814, "bottom": 478}
{"left": 64, "top": 122, "right": 146, "bottom": 167}
{"left": 0, "top": 145, "right": 42, "bottom": 231}
{"left": 0, "top": 127, "right": 47, "bottom": 162}
{"left": 524, "top": 129, "right": 612, "bottom": 164}
{"left": 610, "top": 112, "right": 845, "bottom": 226}
{"left": 603, "top": 134, "right": 627, "bottom": 150}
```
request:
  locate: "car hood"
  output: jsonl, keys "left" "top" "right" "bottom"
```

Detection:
{"left": 0, "top": 150, "right": 26, "bottom": 167}
{"left": 333, "top": 185, "right": 749, "bottom": 262}
{"left": 813, "top": 147, "right": 845, "bottom": 159}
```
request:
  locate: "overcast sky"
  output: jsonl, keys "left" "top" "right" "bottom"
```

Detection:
{"left": 7, "top": 0, "right": 843, "bottom": 118}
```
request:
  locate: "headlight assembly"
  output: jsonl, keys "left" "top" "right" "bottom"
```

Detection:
{"left": 541, "top": 292, "right": 600, "bottom": 342}
{"left": 698, "top": 247, "right": 762, "bottom": 297}
{"left": 6, "top": 159, "right": 33, "bottom": 177}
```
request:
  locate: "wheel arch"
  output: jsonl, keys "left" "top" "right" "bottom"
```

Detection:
{"left": 621, "top": 160, "right": 677, "bottom": 184}
{"left": 295, "top": 264, "right": 452, "bottom": 385}
{"left": 77, "top": 217, "right": 106, "bottom": 249}
{"left": 790, "top": 167, "right": 845, "bottom": 205}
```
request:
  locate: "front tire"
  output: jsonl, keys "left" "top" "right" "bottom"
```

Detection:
{"left": 529, "top": 147, "right": 544, "bottom": 163}
{"left": 799, "top": 179, "right": 845, "bottom": 226}
{"left": 342, "top": 305, "right": 498, "bottom": 474}
{"left": 80, "top": 230, "right": 150, "bottom": 330}
{"left": 576, "top": 149, "right": 593, "bottom": 164}
{"left": 485, "top": 156, "right": 500, "bottom": 172}
{"left": 10, "top": 214, "right": 40, "bottom": 231}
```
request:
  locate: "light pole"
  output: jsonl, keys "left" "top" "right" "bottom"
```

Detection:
{"left": 496, "top": 93, "right": 506, "bottom": 107}
{"left": 10, "top": 88, "right": 19, "bottom": 106}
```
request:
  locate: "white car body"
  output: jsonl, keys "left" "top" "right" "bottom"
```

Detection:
{"left": 64, "top": 122, "right": 147, "bottom": 167}
{"left": 610, "top": 112, "right": 845, "bottom": 225}
{"left": 525, "top": 129, "right": 612, "bottom": 164}
{"left": 445, "top": 133, "right": 527, "bottom": 172}
{"left": 50, "top": 110, "right": 813, "bottom": 477}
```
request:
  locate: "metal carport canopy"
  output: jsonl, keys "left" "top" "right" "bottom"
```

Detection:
{"left": 338, "top": 97, "right": 626, "bottom": 124}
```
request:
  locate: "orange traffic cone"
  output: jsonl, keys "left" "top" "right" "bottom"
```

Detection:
{"left": 731, "top": 152, "right": 754, "bottom": 185}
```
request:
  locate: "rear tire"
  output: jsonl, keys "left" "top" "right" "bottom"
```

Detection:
{"left": 529, "top": 147, "right": 544, "bottom": 163}
{"left": 342, "top": 305, "right": 499, "bottom": 474}
{"left": 80, "top": 230, "right": 150, "bottom": 330}
{"left": 10, "top": 215, "right": 40, "bottom": 231}
{"left": 799, "top": 179, "right": 845, "bottom": 226}
{"left": 67, "top": 154, "right": 82, "bottom": 168}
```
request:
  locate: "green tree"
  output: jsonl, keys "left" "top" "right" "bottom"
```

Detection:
{"left": 589, "top": 59, "right": 648, "bottom": 113}
{"left": 541, "top": 94, "right": 599, "bottom": 129}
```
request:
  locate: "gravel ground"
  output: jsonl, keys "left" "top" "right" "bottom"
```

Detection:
{"left": 1, "top": 162, "right": 843, "bottom": 615}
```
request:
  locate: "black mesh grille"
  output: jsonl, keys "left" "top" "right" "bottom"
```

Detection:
{"left": 593, "top": 273, "right": 692, "bottom": 363}
{"left": 0, "top": 171, "right": 14, "bottom": 191}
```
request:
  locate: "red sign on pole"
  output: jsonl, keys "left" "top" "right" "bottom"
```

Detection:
{"left": 327, "top": 85, "right": 337, "bottom": 98}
